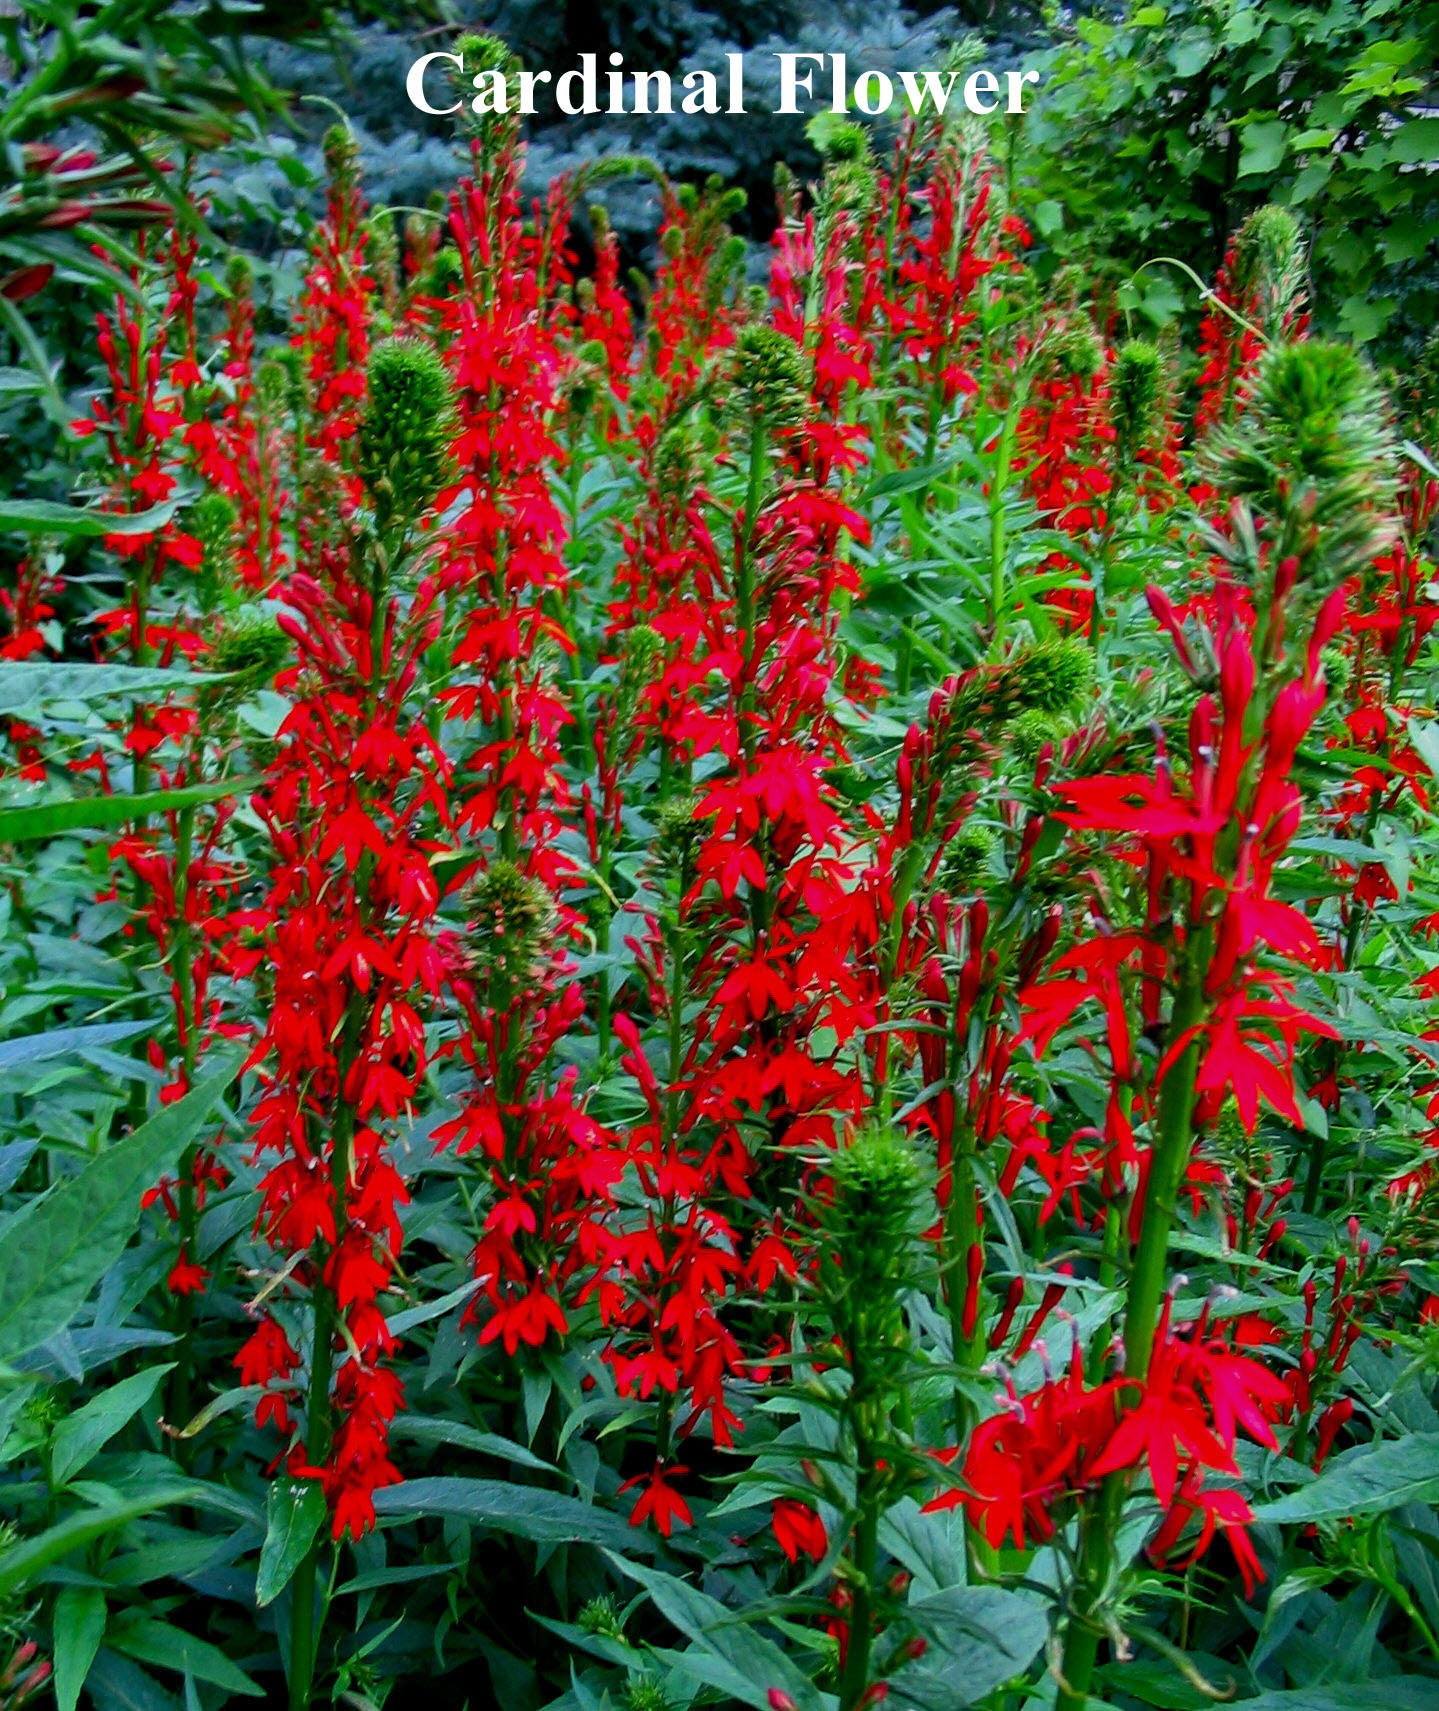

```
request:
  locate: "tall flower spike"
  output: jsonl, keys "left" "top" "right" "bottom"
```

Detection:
{"left": 358, "top": 336, "right": 455, "bottom": 532}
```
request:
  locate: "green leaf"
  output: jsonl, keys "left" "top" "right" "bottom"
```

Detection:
{"left": 605, "top": 1553, "right": 825, "bottom": 1711}
{"left": 255, "top": 1477, "right": 326, "bottom": 1607}
{"left": 0, "top": 498, "right": 180, "bottom": 539}
{"left": 0, "top": 663, "right": 214, "bottom": 715}
{"left": 1238, "top": 119, "right": 1288, "bottom": 179}
{"left": 53, "top": 1585, "right": 107, "bottom": 1711}
{"left": 1253, "top": 1433, "right": 1439, "bottom": 1524}
{"left": 1032, "top": 198, "right": 1064, "bottom": 238}
{"left": 900, "top": 1585, "right": 1050, "bottom": 1705}
{"left": 1227, "top": 1683, "right": 1439, "bottom": 1710}
{"left": 0, "top": 1020, "right": 152, "bottom": 1073}
{"left": 0, "top": 1498, "right": 176, "bottom": 1599}
{"left": 372, "top": 1478, "right": 641, "bottom": 1552}
{"left": 0, "top": 778, "right": 252, "bottom": 845}
{"left": 1390, "top": 116, "right": 1439, "bottom": 166}
{"left": 110, "top": 1618, "right": 263, "bottom": 1697}
{"left": 0, "top": 1056, "right": 237, "bottom": 1362}
{"left": 51, "top": 1365, "right": 174, "bottom": 1488}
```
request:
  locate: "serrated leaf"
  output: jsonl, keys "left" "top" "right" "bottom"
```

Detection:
{"left": 1253, "top": 1433, "right": 1439, "bottom": 1524}
{"left": 51, "top": 1365, "right": 174, "bottom": 1488}
{"left": 53, "top": 1585, "right": 107, "bottom": 1711}
{"left": 1238, "top": 119, "right": 1288, "bottom": 179}
{"left": 255, "top": 1477, "right": 326, "bottom": 1607}
{"left": 0, "top": 1057, "right": 237, "bottom": 1362}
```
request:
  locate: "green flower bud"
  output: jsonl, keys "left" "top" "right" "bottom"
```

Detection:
{"left": 616, "top": 624, "right": 661, "bottom": 721}
{"left": 367, "top": 212, "right": 400, "bottom": 299}
{"left": 819, "top": 1127, "right": 926, "bottom": 1328}
{"left": 731, "top": 324, "right": 810, "bottom": 431}
{"left": 359, "top": 336, "right": 455, "bottom": 528}
{"left": 655, "top": 792, "right": 703, "bottom": 887}
{"left": 623, "top": 1678, "right": 670, "bottom": 1711}
{"left": 462, "top": 861, "right": 558, "bottom": 1008}
{"left": 654, "top": 419, "right": 702, "bottom": 505}
{"left": 1110, "top": 339, "right": 1164, "bottom": 468}
{"left": 1009, "top": 638, "right": 1095, "bottom": 715}
{"left": 1049, "top": 319, "right": 1103, "bottom": 383}
{"left": 942, "top": 824, "right": 993, "bottom": 891}
{"left": 808, "top": 113, "right": 870, "bottom": 164}
{"left": 578, "top": 1595, "right": 625, "bottom": 1640}
{"left": 452, "top": 32, "right": 523, "bottom": 151}
{"left": 1009, "top": 707, "right": 1065, "bottom": 766}
{"left": 199, "top": 608, "right": 290, "bottom": 720}
{"left": 322, "top": 125, "right": 361, "bottom": 196}
{"left": 1230, "top": 204, "right": 1306, "bottom": 335}
{"left": 1210, "top": 341, "right": 1396, "bottom": 508}
{"left": 1318, "top": 642, "right": 1352, "bottom": 701}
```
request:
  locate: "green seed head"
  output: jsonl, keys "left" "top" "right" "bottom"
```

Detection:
{"left": 359, "top": 336, "right": 455, "bottom": 527}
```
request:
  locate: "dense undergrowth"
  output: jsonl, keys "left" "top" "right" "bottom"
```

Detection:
{"left": 1, "top": 27, "right": 1439, "bottom": 1711}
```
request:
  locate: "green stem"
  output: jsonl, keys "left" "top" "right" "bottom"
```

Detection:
{"left": 988, "top": 403, "right": 1021, "bottom": 656}
{"left": 167, "top": 804, "right": 199, "bottom": 1442}
{"left": 838, "top": 1435, "right": 882, "bottom": 1711}
{"left": 941, "top": 1124, "right": 983, "bottom": 1442}
{"left": 1056, "top": 940, "right": 1210, "bottom": 1711}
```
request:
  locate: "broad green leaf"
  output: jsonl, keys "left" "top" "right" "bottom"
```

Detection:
{"left": 373, "top": 1477, "right": 641, "bottom": 1552}
{"left": 53, "top": 1585, "right": 107, "bottom": 1711}
{"left": 390, "top": 1416, "right": 557, "bottom": 1475}
{"left": 1253, "top": 1433, "right": 1439, "bottom": 1525}
{"left": 606, "top": 1553, "right": 825, "bottom": 1711}
{"left": 255, "top": 1477, "right": 326, "bottom": 1607}
{"left": 51, "top": 1365, "right": 174, "bottom": 1488}
{"left": 899, "top": 1585, "right": 1049, "bottom": 1705}
{"left": 0, "top": 663, "right": 214, "bottom": 715}
{"left": 0, "top": 1056, "right": 237, "bottom": 1362}
{"left": 110, "top": 1618, "right": 263, "bottom": 1697}
{"left": 1238, "top": 119, "right": 1288, "bottom": 179}
{"left": 1228, "top": 1683, "right": 1439, "bottom": 1710}
{"left": 0, "top": 498, "right": 180, "bottom": 539}
{"left": 0, "top": 779, "right": 252, "bottom": 845}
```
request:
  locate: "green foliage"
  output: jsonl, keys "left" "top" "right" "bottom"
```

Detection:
{"left": 1025, "top": 0, "right": 1439, "bottom": 347}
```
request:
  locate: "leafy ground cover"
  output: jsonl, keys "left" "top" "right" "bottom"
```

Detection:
{"left": 1, "top": 23, "right": 1439, "bottom": 1711}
